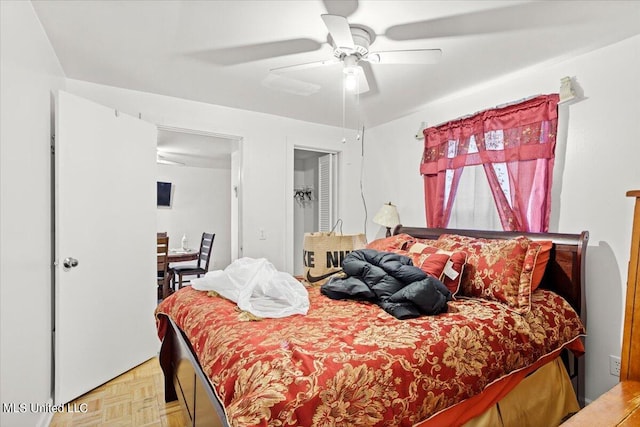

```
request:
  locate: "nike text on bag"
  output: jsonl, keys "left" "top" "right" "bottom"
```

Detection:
{"left": 303, "top": 232, "right": 367, "bottom": 284}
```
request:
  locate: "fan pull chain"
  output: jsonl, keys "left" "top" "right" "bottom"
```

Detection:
{"left": 341, "top": 80, "right": 346, "bottom": 143}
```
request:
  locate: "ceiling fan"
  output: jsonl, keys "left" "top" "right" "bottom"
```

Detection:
{"left": 268, "top": 14, "right": 442, "bottom": 95}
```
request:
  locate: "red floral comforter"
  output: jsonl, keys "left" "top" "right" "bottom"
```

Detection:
{"left": 155, "top": 285, "right": 584, "bottom": 427}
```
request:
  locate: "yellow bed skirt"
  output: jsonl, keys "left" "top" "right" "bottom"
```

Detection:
{"left": 464, "top": 358, "right": 579, "bottom": 427}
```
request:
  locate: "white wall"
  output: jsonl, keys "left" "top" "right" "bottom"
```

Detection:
{"left": 0, "top": 2, "right": 66, "bottom": 426}
{"left": 365, "top": 35, "right": 640, "bottom": 403}
{"left": 157, "top": 163, "right": 231, "bottom": 270}
{"left": 65, "top": 79, "right": 368, "bottom": 273}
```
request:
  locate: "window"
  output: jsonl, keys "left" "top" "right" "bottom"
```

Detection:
{"left": 420, "top": 94, "right": 559, "bottom": 232}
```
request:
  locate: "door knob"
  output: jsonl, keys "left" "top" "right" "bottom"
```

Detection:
{"left": 63, "top": 257, "right": 79, "bottom": 271}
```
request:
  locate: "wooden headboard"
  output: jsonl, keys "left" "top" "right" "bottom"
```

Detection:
{"left": 393, "top": 226, "right": 589, "bottom": 321}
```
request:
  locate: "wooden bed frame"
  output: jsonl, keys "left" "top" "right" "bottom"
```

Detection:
{"left": 158, "top": 226, "right": 589, "bottom": 427}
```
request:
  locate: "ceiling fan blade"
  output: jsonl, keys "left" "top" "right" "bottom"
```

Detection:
{"left": 322, "top": 0, "right": 358, "bottom": 18}
{"left": 355, "top": 66, "right": 369, "bottom": 94}
{"left": 321, "top": 14, "right": 355, "bottom": 51}
{"left": 368, "top": 49, "right": 442, "bottom": 65}
{"left": 358, "top": 61, "right": 378, "bottom": 96}
{"left": 270, "top": 58, "right": 339, "bottom": 74}
{"left": 189, "top": 38, "right": 322, "bottom": 66}
{"left": 384, "top": 3, "right": 585, "bottom": 41}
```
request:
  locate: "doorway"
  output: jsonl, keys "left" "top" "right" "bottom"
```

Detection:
{"left": 292, "top": 148, "right": 338, "bottom": 276}
{"left": 156, "top": 125, "right": 243, "bottom": 270}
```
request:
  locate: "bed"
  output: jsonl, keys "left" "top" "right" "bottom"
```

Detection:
{"left": 155, "top": 226, "right": 588, "bottom": 427}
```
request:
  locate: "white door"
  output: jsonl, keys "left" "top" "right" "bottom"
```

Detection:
{"left": 54, "top": 91, "right": 159, "bottom": 404}
{"left": 318, "top": 153, "right": 337, "bottom": 232}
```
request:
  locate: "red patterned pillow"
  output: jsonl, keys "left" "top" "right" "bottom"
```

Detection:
{"left": 528, "top": 240, "right": 553, "bottom": 291}
{"left": 393, "top": 245, "right": 450, "bottom": 280}
{"left": 406, "top": 241, "right": 467, "bottom": 295}
{"left": 366, "top": 233, "right": 416, "bottom": 252}
{"left": 433, "top": 234, "right": 535, "bottom": 313}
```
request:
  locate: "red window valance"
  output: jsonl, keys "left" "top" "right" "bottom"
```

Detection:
{"left": 420, "top": 94, "right": 559, "bottom": 232}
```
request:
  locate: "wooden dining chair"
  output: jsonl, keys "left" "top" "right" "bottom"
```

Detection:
{"left": 172, "top": 232, "right": 215, "bottom": 290}
{"left": 157, "top": 236, "right": 170, "bottom": 299}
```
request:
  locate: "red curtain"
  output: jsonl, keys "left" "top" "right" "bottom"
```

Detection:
{"left": 421, "top": 94, "right": 559, "bottom": 232}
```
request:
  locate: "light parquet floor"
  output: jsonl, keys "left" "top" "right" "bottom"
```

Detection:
{"left": 50, "top": 357, "right": 187, "bottom": 427}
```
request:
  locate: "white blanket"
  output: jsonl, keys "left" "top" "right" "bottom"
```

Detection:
{"left": 191, "top": 257, "right": 309, "bottom": 318}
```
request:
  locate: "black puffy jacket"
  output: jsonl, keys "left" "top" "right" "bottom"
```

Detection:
{"left": 320, "top": 249, "right": 452, "bottom": 319}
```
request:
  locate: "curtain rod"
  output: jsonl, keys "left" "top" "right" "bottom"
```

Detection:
{"left": 430, "top": 94, "right": 543, "bottom": 129}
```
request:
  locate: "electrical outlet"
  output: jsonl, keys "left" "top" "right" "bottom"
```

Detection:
{"left": 610, "top": 355, "right": 621, "bottom": 376}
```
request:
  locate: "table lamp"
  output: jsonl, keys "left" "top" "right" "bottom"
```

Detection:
{"left": 373, "top": 202, "right": 400, "bottom": 237}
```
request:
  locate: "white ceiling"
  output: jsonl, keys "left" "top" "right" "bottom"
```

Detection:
{"left": 157, "top": 128, "right": 236, "bottom": 167}
{"left": 32, "top": 0, "right": 640, "bottom": 130}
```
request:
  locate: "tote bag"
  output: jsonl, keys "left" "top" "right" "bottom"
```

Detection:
{"left": 303, "top": 229, "right": 367, "bottom": 285}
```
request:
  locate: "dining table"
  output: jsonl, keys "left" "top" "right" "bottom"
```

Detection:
{"left": 167, "top": 249, "right": 198, "bottom": 263}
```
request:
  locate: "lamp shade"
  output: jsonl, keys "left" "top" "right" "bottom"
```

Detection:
{"left": 373, "top": 202, "right": 400, "bottom": 229}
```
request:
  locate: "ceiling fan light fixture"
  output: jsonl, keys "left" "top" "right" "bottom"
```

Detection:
{"left": 344, "top": 69, "right": 358, "bottom": 91}
{"left": 343, "top": 55, "right": 359, "bottom": 91}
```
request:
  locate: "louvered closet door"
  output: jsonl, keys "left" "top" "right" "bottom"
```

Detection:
{"left": 318, "top": 153, "right": 336, "bottom": 232}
